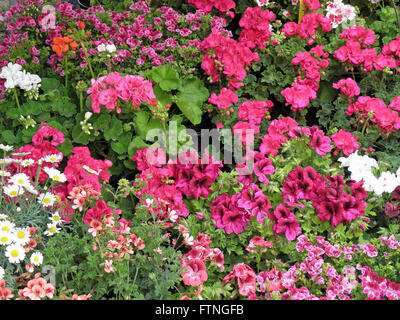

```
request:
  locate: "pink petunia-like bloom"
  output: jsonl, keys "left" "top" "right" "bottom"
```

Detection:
{"left": 269, "top": 204, "right": 302, "bottom": 241}
{"left": 331, "top": 129, "right": 359, "bottom": 156}
{"left": 222, "top": 263, "right": 257, "bottom": 297}
{"left": 310, "top": 126, "right": 332, "bottom": 156}
{"left": 181, "top": 258, "right": 208, "bottom": 287}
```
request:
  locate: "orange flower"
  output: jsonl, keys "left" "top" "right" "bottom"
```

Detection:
{"left": 77, "top": 21, "right": 85, "bottom": 29}
{"left": 52, "top": 36, "right": 79, "bottom": 56}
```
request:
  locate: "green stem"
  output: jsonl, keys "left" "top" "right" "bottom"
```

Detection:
{"left": 81, "top": 42, "right": 96, "bottom": 80}
{"left": 13, "top": 87, "right": 21, "bottom": 114}
{"left": 391, "top": 0, "right": 400, "bottom": 30}
{"left": 80, "top": 91, "right": 83, "bottom": 113}
{"left": 298, "top": 0, "right": 304, "bottom": 24}
{"left": 360, "top": 119, "right": 369, "bottom": 139}
{"left": 368, "top": 132, "right": 383, "bottom": 149}
{"left": 64, "top": 55, "right": 68, "bottom": 96}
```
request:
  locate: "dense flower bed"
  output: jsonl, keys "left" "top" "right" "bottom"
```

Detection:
{"left": 0, "top": 0, "right": 399, "bottom": 300}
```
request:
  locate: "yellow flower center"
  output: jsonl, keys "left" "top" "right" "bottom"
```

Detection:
{"left": 53, "top": 216, "right": 60, "bottom": 221}
{"left": 1, "top": 236, "right": 8, "bottom": 243}
{"left": 11, "top": 249, "right": 19, "bottom": 257}
{"left": 10, "top": 191, "right": 17, "bottom": 196}
{"left": 50, "top": 157, "right": 56, "bottom": 162}
{"left": 2, "top": 226, "right": 10, "bottom": 231}
{"left": 49, "top": 227, "right": 56, "bottom": 233}
{"left": 53, "top": 175, "right": 60, "bottom": 180}
{"left": 34, "top": 256, "right": 39, "bottom": 262}
{"left": 17, "top": 231, "right": 25, "bottom": 239}
{"left": 43, "top": 198, "right": 51, "bottom": 204}
{"left": 18, "top": 179, "right": 24, "bottom": 184}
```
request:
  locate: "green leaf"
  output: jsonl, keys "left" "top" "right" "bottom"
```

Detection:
{"left": 41, "top": 77, "right": 63, "bottom": 94}
{"left": 104, "top": 117, "right": 123, "bottom": 141}
{"left": 1, "top": 130, "right": 16, "bottom": 144}
{"left": 52, "top": 101, "right": 77, "bottom": 118}
{"left": 134, "top": 111, "right": 163, "bottom": 140}
{"left": 128, "top": 136, "right": 148, "bottom": 158}
{"left": 21, "top": 101, "right": 42, "bottom": 116}
{"left": 176, "top": 77, "right": 208, "bottom": 125}
{"left": 150, "top": 65, "right": 181, "bottom": 91}
{"left": 93, "top": 114, "right": 112, "bottom": 130}
{"left": 58, "top": 138, "right": 73, "bottom": 156}
{"left": 6, "top": 108, "right": 20, "bottom": 120}
{"left": 153, "top": 84, "right": 173, "bottom": 106}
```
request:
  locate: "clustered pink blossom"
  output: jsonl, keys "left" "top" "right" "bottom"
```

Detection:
{"left": 334, "top": 26, "right": 399, "bottom": 72}
{"left": 245, "top": 236, "right": 273, "bottom": 253}
{"left": 346, "top": 96, "right": 400, "bottom": 134}
{"left": 281, "top": 48, "right": 330, "bottom": 111}
{"left": 208, "top": 87, "right": 238, "bottom": 111}
{"left": 200, "top": 31, "right": 259, "bottom": 90}
{"left": 330, "top": 129, "right": 359, "bottom": 156}
{"left": 332, "top": 78, "right": 360, "bottom": 98}
{"left": 222, "top": 263, "right": 257, "bottom": 298}
{"left": 281, "top": 166, "right": 368, "bottom": 229}
{"left": 180, "top": 232, "right": 224, "bottom": 287}
{"left": 282, "top": 12, "right": 331, "bottom": 44}
{"left": 188, "top": 0, "right": 236, "bottom": 17}
{"left": 250, "top": 235, "right": 400, "bottom": 300}
{"left": 232, "top": 100, "right": 273, "bottom": 145}
{"left": 87, "top": 72, "right": 156, "bottom": 113}
{"left": 259, "top": 117, "right": 332, "bottom": 157}
{"left": 211, "top": 183, "right": 272, "bottom": 234}
{"left": 64, "top": 146, "right": 112, "bottom": 194}
{"left": 132, "top": 148, "right": 222, "bottom": 223}
{"left": 238, "top": 7, "right": 275, "bottom": 50}
{"left": 18, "top": 273, "right": 55, "bottom": 300}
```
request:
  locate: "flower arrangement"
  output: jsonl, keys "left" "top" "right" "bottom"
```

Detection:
{"left": 0, "top": 0, "right": 399, "bottom": 301}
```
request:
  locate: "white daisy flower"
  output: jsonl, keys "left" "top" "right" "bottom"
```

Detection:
{"left": 43, "top": 223, "right": 61, "bottom": 237}
{"left": 37, "top": 192, "right": 57, "bottom": 207}
{"left": 9, "top": 173, "right": 31, "bottom": 188}
{"left": 3, "top": 184, "right": 24, "bottom": 198}
{"left": 21, "top": 158, "right": 35, "bottom": 167}
{"left": 13, "top": 227, "right": 30, "bottom": 246}
{"left": 12, "top": 152, "right": 31, "bottom": 157}
{"left": 0, "top": 266, "right": 4, "bottom": 279}
{"left": 50, "top": 212, "right": 63, "bottom": 225}
{"left": 24, "top": 183, "right": 38, "bottom": 195}
{"left": 43, "top": 167, "right": 66, "bottom": 183}
{"left": 0, "top": 221, "right": 15, "bottom": 233}
{"left": 0, "top": 170, "right": 11, "bottom": 177}
{"left": 43, "top": 154, "right": 62, "bottom": 164}
{"left": 83, "top": 165, "right": 101, "bottom": 175}
{"left": 0, "top": 232, "right": 14, "bottom": 246}
{"left": 0, "top": 144, "right": 13, "bottom": 152}
{"left": 0, "top": 214, "right": 8, "bottom": 220}
{"left": 0, "top": 158, "right": 14, "bottom": 166}
{"left": 5, "top": 244, "right": 26, "bottom": 264}
{"left": 30, "top": 252, "right": 43, "bottom": 266}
